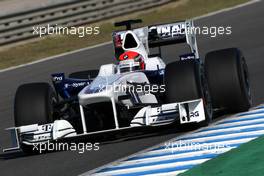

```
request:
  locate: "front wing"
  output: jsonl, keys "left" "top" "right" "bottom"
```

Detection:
{"left": 3, "top": 99, "right": 206, "bottom": 152}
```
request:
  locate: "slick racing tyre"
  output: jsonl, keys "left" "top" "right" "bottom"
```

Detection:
{"left": 164, "top": 60, "right": 212, "bottom": 126}
{"left": 68, "top": 69, "right": 99, "bottom": 80}
{"left": 14, "top": 82, "right": 57, "bottom": 126}
{"left": 14, "top": 82, "right": 57, "bottom": 154}
{"left": 205, "top": 48, "right": 252, "bottom": 112}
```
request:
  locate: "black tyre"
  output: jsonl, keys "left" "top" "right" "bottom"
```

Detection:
{"left": 205, "top": 48, "right": 251, "bottom": 112}
{"left": 164, "top": 60, "right": 212, "bottom": 126}
{"left": 14, "top": 82, "right": 57, "bottom": 126}
{"left": 68, "top": 69, "right": 99, "bottom": 80}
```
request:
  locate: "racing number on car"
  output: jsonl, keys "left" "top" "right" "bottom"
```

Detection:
{"left": 190, "top": 111, "right": 199, "bottom": 118}
{"left": 181, "top": 110, "right": 200, "bottom": 123}
{"left": 182, "top": 104, "right": 199, "bottom": 122}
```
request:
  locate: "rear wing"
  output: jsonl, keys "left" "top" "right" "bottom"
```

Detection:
{"left": 149, "top": 21, "right": 187, "bottom": 46}
{"left": 112, "top": 20, "right": 199, "bottom": 58}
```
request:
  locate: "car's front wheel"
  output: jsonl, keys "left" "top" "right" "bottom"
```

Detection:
{"left": 14, "top": 82, "right": 57, "bottom": 153}
{"left": 14, "top": 82, "right": 57, "bottom": 126}
{"left": 164, "top": 60, "right": 212, "bottom": 127}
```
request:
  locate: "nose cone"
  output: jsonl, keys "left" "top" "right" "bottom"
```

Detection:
{"left": 78, "top": 84, "right": 114, "bottom": 106}
{"left": 78, "top": 75, "right": 121, "bottom": 106}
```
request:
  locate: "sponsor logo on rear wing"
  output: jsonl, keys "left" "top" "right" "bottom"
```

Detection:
{"left": 148, "top": 21, "right": 193, "bottom": 47}
{"left": 149, "top": 22, "right": 185, "bottom": 38}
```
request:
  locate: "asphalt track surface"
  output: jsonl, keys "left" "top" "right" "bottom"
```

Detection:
{"left": 0, "top": 1, "right": 264, "bottom": 175}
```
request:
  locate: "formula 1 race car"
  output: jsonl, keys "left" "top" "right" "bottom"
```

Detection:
{"left": 4, "top": 19, "right": 251, "bottom": 153}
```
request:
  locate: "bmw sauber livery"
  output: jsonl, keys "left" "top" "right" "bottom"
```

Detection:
{"left": 4, "top": 19, "right": 251, "bottom": 153}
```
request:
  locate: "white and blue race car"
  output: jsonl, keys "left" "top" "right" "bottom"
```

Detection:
{"left": 4, "top": 19, "right": 251, "bottom": 153}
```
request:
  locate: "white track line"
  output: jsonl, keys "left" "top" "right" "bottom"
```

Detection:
{"left": 143, "top": 170, "right": 187, "bottom": 176}
{"left": 86, "top": 119, "right": 264, "bottom": 175}
{"left": 177, "top": 123, "right": 264, "bottom": 140}
{"left": 213, "top": 110, "right": 264, "bottom": 124}
{"left": 210, "top": 117, "right": 264, "bottom": 128}
{"left": 126, "top": 136, "right": 257, "bottom": 158}
{"left": 94, "top": 138, "right": 256, "bottom": 176}
{"left": 236, "top": 108, "right": 264, "bottom": 115}
{"left": 93, "top": 159, "right": 208, "bottom": 176}
{"left": 91, "top": 117, "right": 264, "bottom": 174}
{"left": 179, "top": 129, "right": 264, "bottom": 142}
{"left": 87, "top": 115, "right": 264, "bottom": 175}
{"left": 142, "top": 131, "right": 264, "bottom": 156}
{"left": 116, "top": 147, "right": 234, "bottom": 167}
{"left": 101, "top": 138, "right": 255, "bottom": 168}
{"left": 193, "top": 0, "right": 261, "bottom": 20}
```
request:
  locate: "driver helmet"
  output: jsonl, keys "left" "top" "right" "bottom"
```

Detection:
{"left": 118, "top": 51, "right": 145, "bottom": 73}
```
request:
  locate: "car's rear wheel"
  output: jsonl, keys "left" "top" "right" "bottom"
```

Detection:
{"left": 205, "top": 48, "right": 251, "bottom": 112}
{"left": 164, "top": 60, "right": 212, "bottom": 126}
{"left": 68, "top": 70, "right": 99, "bottom": 80}
{"left": 14, "top": 82, "right": 57, "bottom": 153}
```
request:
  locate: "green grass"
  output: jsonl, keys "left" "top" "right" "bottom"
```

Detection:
{"left": 180, "top": 135, "right": 264, "bottom": 176}
{"left": 0, "top": 0, "right": 249, "bottom": 70}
